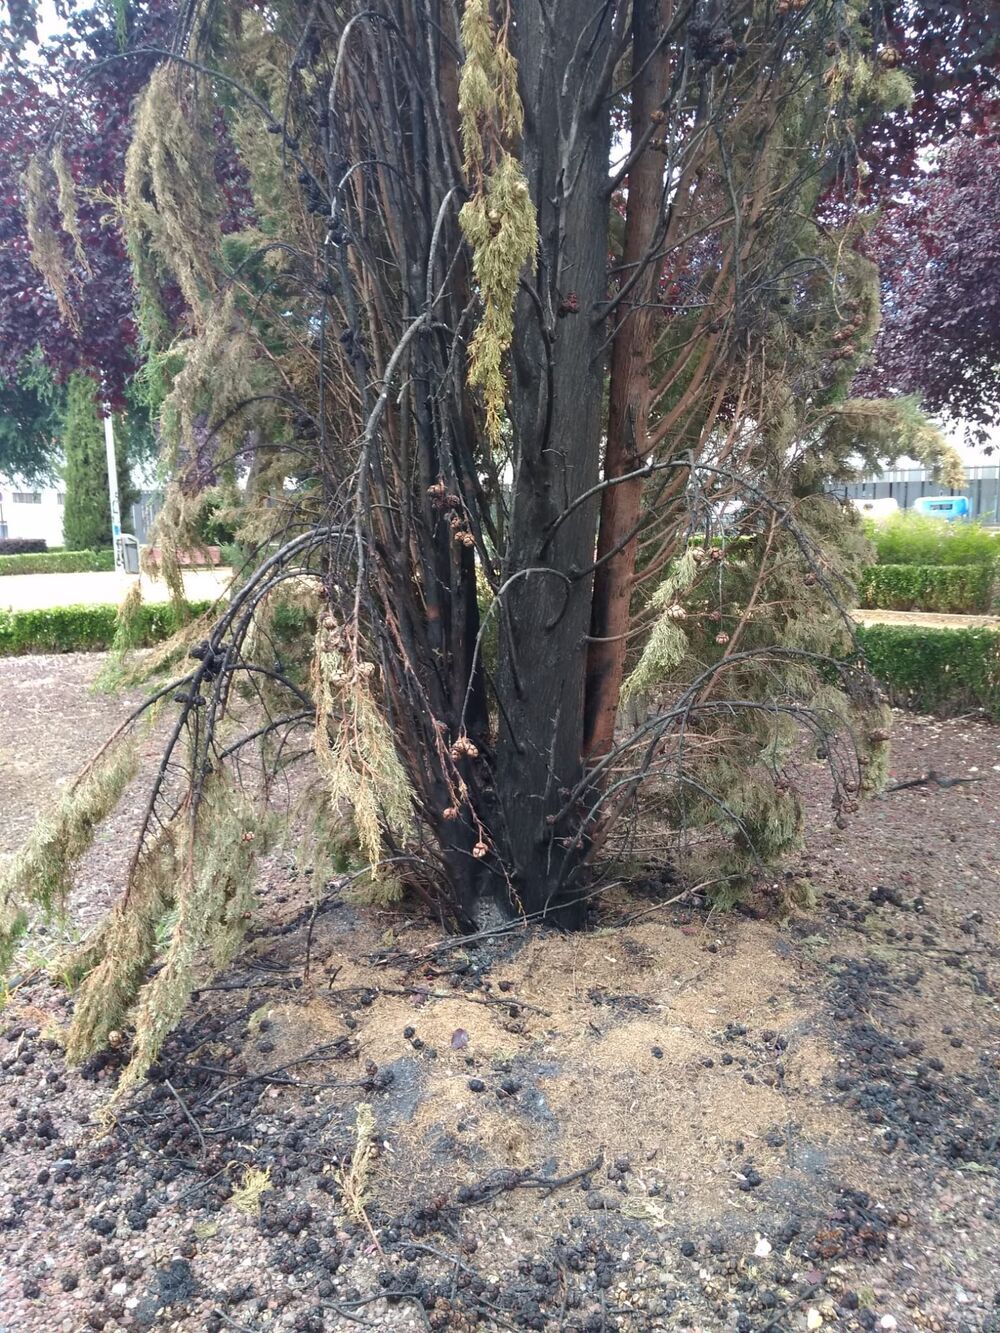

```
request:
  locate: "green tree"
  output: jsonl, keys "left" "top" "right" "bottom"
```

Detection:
{"left": 0, "top": 353, "right": 63, "bottom": 484}
{"left": 61, "top": 373, "right": 134, "bottom": 551}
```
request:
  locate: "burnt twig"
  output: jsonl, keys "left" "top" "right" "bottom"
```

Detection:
{"left": 883, "top": 769, "right": 984, "bottom": 794}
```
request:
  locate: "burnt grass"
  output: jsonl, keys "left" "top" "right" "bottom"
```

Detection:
{"left": 0, "top": 672, "right": 999, "bottom": 1332}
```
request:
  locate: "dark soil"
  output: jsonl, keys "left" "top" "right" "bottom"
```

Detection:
{"left": 0, "top": 656, "right": 998, "bottom": 1333}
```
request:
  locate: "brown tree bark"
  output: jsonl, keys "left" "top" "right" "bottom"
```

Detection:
{"left": 583, "top": 0, "right": 672, "bottom": 762}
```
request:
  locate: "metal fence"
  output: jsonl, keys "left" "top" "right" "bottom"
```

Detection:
{"left": 832, "top": 465, "right": 1000, "bottom": 524}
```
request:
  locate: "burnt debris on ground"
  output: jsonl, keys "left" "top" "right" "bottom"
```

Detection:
{"left": 0, "top": 658, "right": 998, "bottom": 1332}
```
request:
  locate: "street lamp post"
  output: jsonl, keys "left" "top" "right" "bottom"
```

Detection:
{"left": 103, "top": 405, "right": 126, "bottom": 572}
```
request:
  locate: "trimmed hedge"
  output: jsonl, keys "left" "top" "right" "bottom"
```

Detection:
{"left": 858, "top": 564, "right": 996, "bottom": 614}
{"left": 2, "top": 600, "right": 997, "bottom": 721}
{"left": 856, "top": 623, "right": 1000, "bottom": 720}
{"left": 0, "top": 537, "right": 47, "bottom": 556}
{"left": 0, "top": 600, "right": 212, "bottom": 657}
{"left": 865, "top": 512, "right": 1000, "bottom": 567}
{"left": 0, "top": 549, "right": 116, "bottom": 577}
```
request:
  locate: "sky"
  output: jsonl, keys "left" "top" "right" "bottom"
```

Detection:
{"left": 36, "top": 0, "right": 63, "bottom": 40}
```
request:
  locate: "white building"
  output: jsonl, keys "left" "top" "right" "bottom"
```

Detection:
{"left": 0, "top": 480, "right": 65, "bottom": 547}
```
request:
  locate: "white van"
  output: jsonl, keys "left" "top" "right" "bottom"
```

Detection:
{"left": 849, "top": 497, "right": 899, "bottom": 522}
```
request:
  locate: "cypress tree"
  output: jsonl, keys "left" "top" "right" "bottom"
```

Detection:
{"left": 61, "top": 372, "right": 133, "bottom": 550}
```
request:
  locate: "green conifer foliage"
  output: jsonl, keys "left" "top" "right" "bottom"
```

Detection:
{"left": 61, "top": 373, "right": 133, "bottom": 551}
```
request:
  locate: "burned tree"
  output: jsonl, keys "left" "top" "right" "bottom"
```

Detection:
{"left": 0, "top": 0, "right": 965, "bottom": 1092}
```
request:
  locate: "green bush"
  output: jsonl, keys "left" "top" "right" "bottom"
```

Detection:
{"left": 856, "top": 623, "right": 1000, "bottom": 720}
{"left": 865, "top": 512, "right": 1000, "bottom": 567}
{"left": 0, "top": 549, "right": 117, "bottom": 577}
{"left": 858, "top": 564, "right": 996, "bottom": 614}
{"left": 0, "top": 537, "right": 47, "bottom": 556}
{"left": 0, "top": 600, "right": 212, "bottom": 657}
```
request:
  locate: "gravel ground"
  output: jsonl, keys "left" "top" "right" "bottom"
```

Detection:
{"left": 0, "top": 655, "right": 998, "bottom": 1333}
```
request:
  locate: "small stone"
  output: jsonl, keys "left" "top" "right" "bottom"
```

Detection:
{"left": 754, "top": 1238, "right": 772, "bottom": 1258}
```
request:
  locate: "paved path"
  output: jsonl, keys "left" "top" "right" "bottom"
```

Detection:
{"left": 853, "top": 608, "right": 1000, "bottom": 630}
{"left": 0, "top": 568, "right": 232, "bottom": 612}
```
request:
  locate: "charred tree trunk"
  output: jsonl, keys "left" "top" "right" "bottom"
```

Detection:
{"left": 490, "top": 0, "right": 615, "bottom": 925}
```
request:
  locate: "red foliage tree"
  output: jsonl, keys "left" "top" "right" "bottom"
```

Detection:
{"left": 843, "top": 5, "right": 1000, "bottom": 439}
{"left": 861, "top": 1, "right": 1000, "bottom": 193}
{"left": 0, "top": 2, "right": 171, "bottom": 403}
{"left": 857, "top": 133, "right": 1000, "bottom": 442}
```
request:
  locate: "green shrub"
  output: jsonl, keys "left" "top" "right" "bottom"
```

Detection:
{"left": 856, "top": 623, "right": 1000, "bottom": 720}
{"left": 865, "top": 512, "right": 1000, "bottom": 567}
{"left": 0, "top": 537, "right": 47, "bottom": 556}
{"left": 858, "top": 564, "right": 996, "bottom": 614}
{"left": 0, "top": 601, "right": 212, "bottom": 657}
{"left": 0, "top": 549, "right": 117, "bottom": 577}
